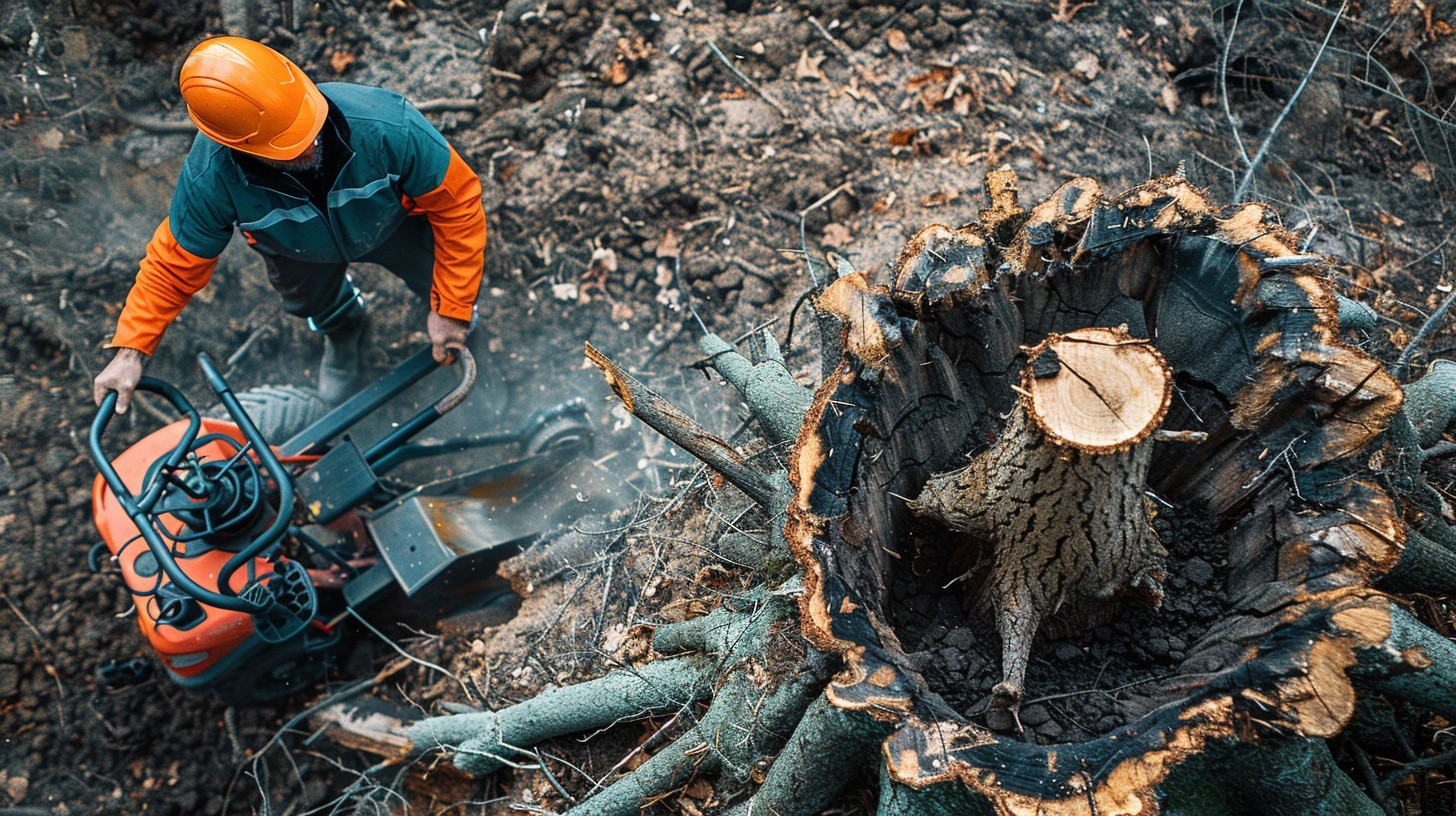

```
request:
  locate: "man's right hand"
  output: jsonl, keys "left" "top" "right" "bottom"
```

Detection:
{"left": 93, "top": 348, "right": 147, "bottom": 414}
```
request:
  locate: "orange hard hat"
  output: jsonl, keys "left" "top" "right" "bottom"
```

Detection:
{"left": 179, "top": 37, "right": 327, "bottom": 161}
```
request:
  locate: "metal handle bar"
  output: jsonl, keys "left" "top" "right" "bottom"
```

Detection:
{"left": 196, "top": 352, "right": 298, "bottom": 601}
{"left": 90, "top": 382, "right": 269, "bottom": 615}
{"left": 364, "top": 348, "right": 477, "bottom": 475}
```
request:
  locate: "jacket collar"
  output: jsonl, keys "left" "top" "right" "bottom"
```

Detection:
{"left": 230, "top": 95, "right": 353, "bottom": 196}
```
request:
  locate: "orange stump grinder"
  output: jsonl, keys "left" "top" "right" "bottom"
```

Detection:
{"left": 90, "top": 348, "right": 601, "bottom": 703}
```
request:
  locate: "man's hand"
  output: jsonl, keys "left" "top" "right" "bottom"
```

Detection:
{"left": 427, "top": 310, "right": 471, "bottom": 364}
{"left": 93, "top": 348, "right": 147, "bottom": 414}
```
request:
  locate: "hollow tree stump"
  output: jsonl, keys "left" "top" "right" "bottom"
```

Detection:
{"left": 405, "top": 169, "right": 1456, "bottom": 816}
{"left": 911, "top": 327, "right": 1172, "bottom": 729}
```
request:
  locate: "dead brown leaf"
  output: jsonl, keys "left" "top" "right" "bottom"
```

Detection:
{"left": 330, "top": 50, "right": 357, "bottom": 73}
{"left": 888, "top": 127, "right": 922, "bottom": 147}
{"left": 920, "top": 189, "right": 961, "bottom": 208}
{"left": 656, "top": 228, "right": 681, "bottom": 259}
{"left": 683, "top": 778, "right": 714, "bottom": 800}
{"left": 604, "top": 60, "right": 631, "bottom": 86}
{"left": 886, "top": 29, "right": 910, "bottom": 53}
{"left": 1160, "top": 83, "right": 1179, "bottom": 115}
{"left": 906, "top": 66, "right": 956, "bottom": 111}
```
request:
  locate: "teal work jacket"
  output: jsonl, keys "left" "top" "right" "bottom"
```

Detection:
{"left": 169, "top": 82, "right": 452, "bottom": 263}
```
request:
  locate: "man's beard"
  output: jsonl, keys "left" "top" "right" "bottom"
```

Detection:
{"left": 259, "top": 140, "right": 324, "bottom": 174}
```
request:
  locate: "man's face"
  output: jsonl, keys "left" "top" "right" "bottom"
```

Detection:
{"left": 258, "top": 134, "right": 323, "bottom": 173}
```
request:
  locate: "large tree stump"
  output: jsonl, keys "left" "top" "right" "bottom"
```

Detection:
{"left": 406, "top": 170, "right": 1456, "bottom": 815}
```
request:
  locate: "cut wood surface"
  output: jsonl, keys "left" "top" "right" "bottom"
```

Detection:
{"left": 1025, "top": 327, "right": 1172, "bottom": 453}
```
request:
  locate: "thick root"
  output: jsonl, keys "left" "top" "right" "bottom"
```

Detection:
{"left": 569, "top": 663, "right": 824, "bottom": 815}
{"left": 1379, "top": 526, "right": 1456, "bottom": 596}
{"left": 409, "top": 657, "right": 715, "bottom": 776}
{"left": 1162, "top": 739, "right": 1382, "bottom": 816}
{"left": 721, "top": 694, "right": 890, "bottom": 816}
{"left": 1402, "top": 359, "right": 1456, "bottom": 447}
{"left": 1353, "top": 603, "right": 1456, "bottom": 720}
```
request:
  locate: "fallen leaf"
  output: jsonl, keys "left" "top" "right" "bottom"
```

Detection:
{"left": 795, "top": 49, "right": 827, "bottom": 82}
{"left": 920, "top": 189, "right": 961, "bottom": 208}
{"left": 1160, "top": 83, "right": 1179, "bottom": 115}
{"left": 601, "top": 622, "right": 629, "bottom": 654}
{"left": 656, "top": 228, "right": 681, "bottom": 258}
{"left": 683, "top": 778, "right": 714, "bottom": 800}
{"left": 330, "top": 50, "right": 356, "bottom": 73}
{"left": 604, "top": 60, "right": 631, "bottom": 85}
{"left": 888, "top": 127, "right": 922, "bottom": 147}
{"left": 886, "top": 29, "right": 910, "bottom": 53}
{"left": 1412, "top": 161, "right": 1435, "bottom": 182}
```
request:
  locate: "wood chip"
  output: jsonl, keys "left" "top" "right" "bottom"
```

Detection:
{"left": 1071, "top": 54, "right": 1100, "bottom": 82}
{"left": 796, "top": 50, "right": 827, "bottom": 81}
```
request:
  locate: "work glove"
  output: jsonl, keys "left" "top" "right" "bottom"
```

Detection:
{"left": 93, "top": 347, "right": 147, "bottom": 414}
{"left": 427, "top": 310, "right": 471, "bottom": 365}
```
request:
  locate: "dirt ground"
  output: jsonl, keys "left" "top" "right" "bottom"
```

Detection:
{"left": 3, "top": 0, "right": 1456, "bottom": 813}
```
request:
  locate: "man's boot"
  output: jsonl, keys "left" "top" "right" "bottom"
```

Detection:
{"left": 310, "top": 278, "right": 369, "bottom": 404}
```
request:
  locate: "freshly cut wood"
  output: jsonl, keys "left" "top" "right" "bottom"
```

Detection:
{"left": 1024, "top": 328, "right": 1170, "bottom": 452}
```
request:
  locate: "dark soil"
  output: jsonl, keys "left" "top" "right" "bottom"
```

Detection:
{"left": 4, "top": 0, "right": 1456, "bottom": 812}
{"left": 891, "top": 507, "right": 1233, "bottom": 744}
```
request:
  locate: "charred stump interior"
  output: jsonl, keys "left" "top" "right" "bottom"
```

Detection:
{"left": 410, "top": 169, "right": 1456, "bottom": 816}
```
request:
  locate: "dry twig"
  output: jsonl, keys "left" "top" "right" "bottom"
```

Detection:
{"left": 1234, "top": 4, "right": 1346, "bottom": 202}
{"left": 704, "top": 40, "right": 789, "bottom": 120}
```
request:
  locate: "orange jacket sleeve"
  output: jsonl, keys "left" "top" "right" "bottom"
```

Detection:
{"left": 109, "top": 218, "right": 218, "bottom": 356}
{"left": 409, "top": 145, "right": 486, "bottom": 321}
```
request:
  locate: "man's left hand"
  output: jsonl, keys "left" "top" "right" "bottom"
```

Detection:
{"left": 427, "top": 310, "right": 471, "bottom": 364}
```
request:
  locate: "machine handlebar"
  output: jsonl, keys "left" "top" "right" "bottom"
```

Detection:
{"left": 90, "top": 375, "right": 272, "bottom": 614}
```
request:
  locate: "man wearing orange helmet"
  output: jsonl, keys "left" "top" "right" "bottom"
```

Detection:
{"left": 92, "top": 36, "right": 486, "bottom": 409}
